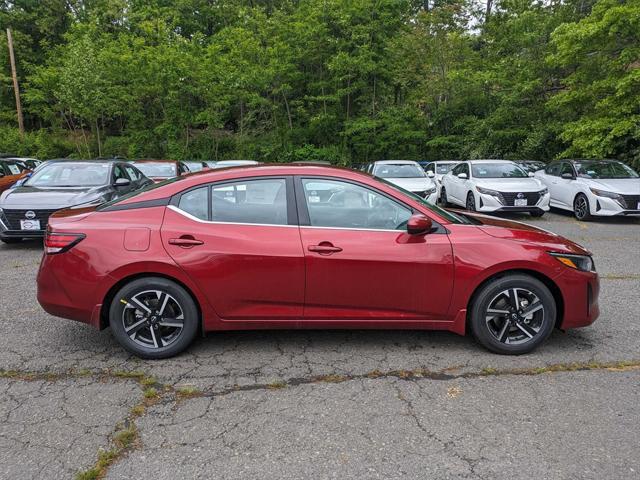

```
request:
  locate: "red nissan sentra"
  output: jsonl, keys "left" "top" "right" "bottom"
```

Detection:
{"left": 37, "top": 165, "right": 599, "bottom": 359}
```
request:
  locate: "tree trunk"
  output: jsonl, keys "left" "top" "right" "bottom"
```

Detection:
{"left": 283, "top": 92, "right": 293, "bottom": 129}
{"left": 485, "top": 0, "right": 493, "bottom": 22}
{"left": 95, "top": 117, "right": 102, "bottom": 157}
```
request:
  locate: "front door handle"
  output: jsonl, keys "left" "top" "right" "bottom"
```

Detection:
{"left": 169, "top": 236, "right": 204, "bottom": 248}
{"left": 308, "top": 242, "right": 342, "bottom": 254}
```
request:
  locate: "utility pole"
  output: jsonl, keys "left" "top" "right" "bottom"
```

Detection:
{"left": 6, "top": 28, "right": 25, "bottom": 136}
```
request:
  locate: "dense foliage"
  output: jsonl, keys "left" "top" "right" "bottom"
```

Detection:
{"left": 0, "top": 0, "right": 638, "bottom": 166}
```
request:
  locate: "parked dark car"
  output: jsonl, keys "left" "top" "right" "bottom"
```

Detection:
{"left": 129, "top": 159, "right": 191, "bottom": 182}
{"left": 0, "top": 159, "right": 152, "bottom": 243}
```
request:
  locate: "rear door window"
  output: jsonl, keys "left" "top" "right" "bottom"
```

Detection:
{"left": 211, "top": 179, "right": 288, "bottom": 225}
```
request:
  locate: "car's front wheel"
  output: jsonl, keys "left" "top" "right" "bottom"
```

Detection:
{"left": 109, "top": 277, "right": 199, "bottom": 359}
{"left": 466, "top": 192, "right": 476, "bottom": 211}
{"left": 439, "top": 186, "right": 450, "bottom": 207}
{"left": 573, "top": 193, "right": 592, "bottom": 221}
{"left": 469, "top": 274, "right": 556, "bottom": 355}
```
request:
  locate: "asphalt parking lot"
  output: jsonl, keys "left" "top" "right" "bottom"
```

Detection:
{"left": 1, "top": 209, "right": 639, "bottom": 479}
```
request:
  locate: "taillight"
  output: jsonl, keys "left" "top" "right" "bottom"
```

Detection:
{"left": 44, "top": 232, "right": 86, "bottom": 254}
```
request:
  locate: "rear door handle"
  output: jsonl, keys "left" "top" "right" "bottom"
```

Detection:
{"left": 308, "top": 243, "right": 342, "bottom": 254}
{"left": 169, "top": 236, "right": 204, "bottom": 247}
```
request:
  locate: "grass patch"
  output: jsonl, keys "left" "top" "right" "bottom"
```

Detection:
{"left": 75, "top": 449, "right": 118, "bottom": 480}
{"left": 143, "top": 387, "right": 158, "bottom": 399}
{"left": 140, "top": 376, "right": 157, "bottom": 387}
{"left": 266, "top": 381, "right": 287, "bottom": 390}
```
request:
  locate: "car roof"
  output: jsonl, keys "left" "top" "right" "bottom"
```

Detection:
{"left": 467, "top": 159, "right": 514, "bottom": 164}
{"left": 373, "top": 160, "right": 421, "bottom": 165}
{"left": 131, "top": 159, "right": 180, "bottom": 163}
{"left": 108, "top": 164, "right": 459, "bottom": 225}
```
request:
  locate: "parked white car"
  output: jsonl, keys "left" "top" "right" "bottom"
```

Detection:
{"left": 535, "top": 159, "right": 640, "bottom": 220}
{"left": 423, "top": 161, "right": 460, "bottom": 198}
{"left": 366, "top": 160, "right": 437, "bottom": 203}
{"left": 441, "top": 160, "right": 550, "bottom": 217}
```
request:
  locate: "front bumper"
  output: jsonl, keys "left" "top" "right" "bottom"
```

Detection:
{"left": 476, "top": 192, "right": 551, "bottom": 213}
{"left": 589, "top": 195, "right": 640, "bottom": 216}
{"left": 556, "top": 268, "right": 600, "bottom": 330}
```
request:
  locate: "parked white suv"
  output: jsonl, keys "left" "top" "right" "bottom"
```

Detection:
{"left": 535, "top": 159, "right": 640, "bottom": 220}
{"left": 441, "top": 160, "right": 550, "bottom": 217}
{"left": 366, "top": 160, "right": 437, "bottom": 203}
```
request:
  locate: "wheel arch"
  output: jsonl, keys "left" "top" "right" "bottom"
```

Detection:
{"left": 100, "top": 272, "right": 204, "bottom": 332}
{"left": 466, "top": 268, "right": 564, "bottom": 330}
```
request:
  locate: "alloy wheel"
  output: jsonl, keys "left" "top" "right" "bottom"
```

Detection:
{"left": 121, "top": 290, "right": 185, "bottom": 349}
{"left": 574, "top": 195, "right": 589, "bottom": 220}
{"left": 466, "top": 193, "right": 476, "bottom": 211}
{"left": 484, "top": 288, "right": 545, "bottom": 345}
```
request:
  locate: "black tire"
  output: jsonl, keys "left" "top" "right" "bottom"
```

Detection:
{"left": 466, "top": 192, "right": 476, "bottom": 211}
{"left": 529, "top": 210, "right": 545, "bottom": 218}
{"left": 439, "top": 186, "right": 449, "bottom": 207}
{"left": 109, "top": 277, "right": 199, "bottom": 359}
{"left": 1, "top": 237, "right": 22, "bottom": 244}
{"left": 469, "top": 274, "right": 556, "bottom": 355}
{"left": 573, "top": 193, "right": 592, "bottom": 221}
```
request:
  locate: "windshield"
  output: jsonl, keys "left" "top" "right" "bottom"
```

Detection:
{"left": 185, "top": 162, "right": 205, "bottom": 172}
{"left": 374, "top": 164, "right": 426, "bottom": 178}
{"left": 133, "top": 162, "right": 177, "bottom": 178}
{"left": 575, "top": 161, "right": 638, "bottom": 179}
{"left": 1, "top": 161, "right": 28, "bottom": 175}
{"left": 376, "top": 177, "right": 471, "bottom": 224}
{"left": 471, "top": 163, "right": 528, "bottom": 178}
{"left": 436, "top": 163, "right": 457, "bottom": 174}
{"left": 25, "top": 162, "right": 110, "bottom": 187}
{"left": 96, "top": 176, "right": 185, "bottom": 210}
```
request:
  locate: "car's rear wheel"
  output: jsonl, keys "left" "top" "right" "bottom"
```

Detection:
{"left": 573, "top": 193, "right": 592, "bottom": 221}
{"left": 466, "top": 192, "right": 476, "bottom": 211}
{"left": 469, "top": 274, "right": 556, "bottom": 355}
{"left": 109, "top": 277, "right": 199, "bottom": 359}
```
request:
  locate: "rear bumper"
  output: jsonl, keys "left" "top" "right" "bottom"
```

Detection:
{"left": 36, "top": 255, "right": 100, "bottom": 328}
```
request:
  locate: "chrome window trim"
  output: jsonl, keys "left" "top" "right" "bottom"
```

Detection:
{"left": 167, "top": 205, "right": 297, "bottom": 228}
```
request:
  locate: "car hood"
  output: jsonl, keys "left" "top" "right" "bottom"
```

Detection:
{"left": 0, "top": 185, "right": 110, "bottom": 209}
{"left": 579, "top": 178, "right": 640, "bottom": 194}
{"left": 474, "top": 177, "right": 544, "bottom": 192}
{"left": 385, "top": 177, "right": 435, "bottom": 192}
{"left": 458, "top": 211, "right": 591, "bottom": 255}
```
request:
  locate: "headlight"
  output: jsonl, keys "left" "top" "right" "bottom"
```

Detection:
{"left": 549, "top": 252, "right": 595, "bottom": 272}
{"left": 539, "top": 187, "right": 548, "bottom": 195}
{"left": 476, "top": 186, "right": 505, "bottom": 204}
{"left": 589, "top": 188, "right": 622, "bottom": 200}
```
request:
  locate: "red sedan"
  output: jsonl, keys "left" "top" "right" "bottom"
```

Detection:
{"left": 37, "top": 165, "right": 599, "bottom": 359}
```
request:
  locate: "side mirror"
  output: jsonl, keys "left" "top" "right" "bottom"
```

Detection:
{"left": 427, "top": 171, "right": 435, "bottom": 178}
{"left": 407, "top": 214, "right": 433, "bottom": 235}
{"left": 114, "top": 178, "right": 131, "bottom": 188}
{"left": 528, "top": 172, "right": 535, "bottom": 177}
{"left": 561, "top": 172, "right": 574, "bottom": 180}
{"left": 457, "top": 173, "right": 468, "bottom": 179}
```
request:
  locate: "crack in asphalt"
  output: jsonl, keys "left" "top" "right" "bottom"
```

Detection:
{"left": 2, "top": 359, "right": 639, "bottom": 479}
